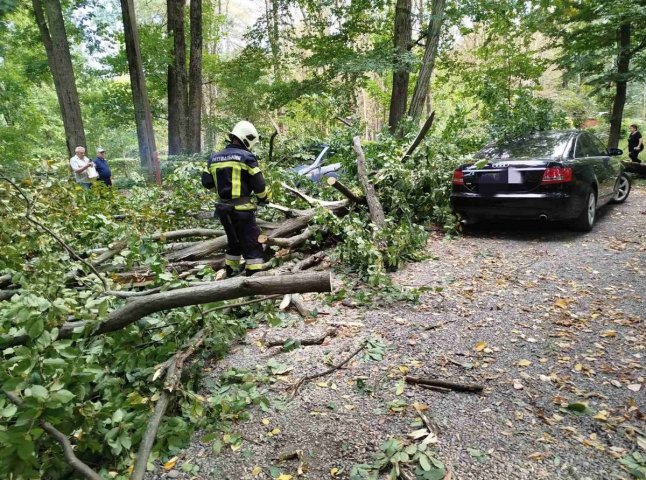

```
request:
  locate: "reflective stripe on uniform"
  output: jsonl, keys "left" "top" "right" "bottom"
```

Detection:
{"left": 245, "top": 258, "right": 265, "bottom": 270}
{"left": 210, "top": 160, "right": 257, "bottom": 173}
{"left": 231, "top": 165, "right": 241, "bottom": 197}
{"left": 225, "top": 254, "right": 241, "bottom": 268}
{"left": 234, "top": 203, "right": 256, "bottom": 211}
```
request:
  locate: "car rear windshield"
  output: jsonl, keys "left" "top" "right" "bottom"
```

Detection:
{"left": 475, "top": 132, "right": 573, "bottom": 160}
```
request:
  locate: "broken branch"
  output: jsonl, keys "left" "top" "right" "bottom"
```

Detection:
{"left": 405, "top": 375, "right": 484, "bottom": 393}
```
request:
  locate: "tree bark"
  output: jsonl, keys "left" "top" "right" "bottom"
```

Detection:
{"left": 167, "top": 0, "right": 188, "bottom": 155}
{"left": 120, "top": 0, "right": 161, "bottom": 183}
{"left": 32, "top": 0, "right": 85, "bottom": 157}
{"left": 608, "top": 22, "right": 631, "bottom": 149}
{"left": 408, "top": 0, "right": 446, "bottom": 121}
{"left": 353, "top": 137, "right": 386, "bottom": 228}
{"left": 326, "top": 177, "right": 365, "bottom": 204}
{"left": 400, "top": 111, "right": 435, "bottom": 160}
{"left": 187, "top": 0, "right": 203, "bottom": 153}
{"left": 388, "top": 0, "right": 412, "bottom": 135}
{"left": 1, "top": 272, "right": 332, "bottom": 348}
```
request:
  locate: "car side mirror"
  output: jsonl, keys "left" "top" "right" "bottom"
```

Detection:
{"left": 608, "top": 147, "right": 623, "bottom": 156}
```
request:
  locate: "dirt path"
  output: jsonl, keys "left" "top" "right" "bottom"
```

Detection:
{"left": 152, "top": 186, "right": 645, "bottom": 480}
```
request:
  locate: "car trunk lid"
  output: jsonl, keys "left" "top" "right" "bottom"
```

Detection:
{"left": 462, "top": 159, "right": 551, "bottom": 194}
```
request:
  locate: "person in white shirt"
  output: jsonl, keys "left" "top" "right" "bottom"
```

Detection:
{"left": 69, "top": 146, "right": 95, "bottom": 188}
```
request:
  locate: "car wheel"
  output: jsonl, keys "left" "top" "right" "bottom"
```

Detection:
{"left": 572, "top": 189, "right": 596, "bottom": 232}
{"left": 611, "top": 173, "right": 631, "bottom": 203}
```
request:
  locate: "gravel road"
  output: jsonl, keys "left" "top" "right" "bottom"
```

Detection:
{"left": 150, "top": 185, "right": 645, "bottom": 480}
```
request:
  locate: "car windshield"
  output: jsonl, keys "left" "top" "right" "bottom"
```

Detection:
{"left": 475, "top": 132, "right": 573, "bottom": 160}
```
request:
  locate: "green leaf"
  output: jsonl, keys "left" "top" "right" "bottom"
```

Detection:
{"left": 28, "top": 385, "right": 48, "bottom": 400}
{"left": 51, "top": 389, "right": 75, "bottom": 404}
{"left": 419, "top": 453, "right": 431, "bottom": 471}
{"left": 1, "top": 404, "right": 18, "bottom": 418}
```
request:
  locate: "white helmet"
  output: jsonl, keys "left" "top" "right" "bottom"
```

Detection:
{"left": 229, "top": 120, "right": 259, "bottom": 150}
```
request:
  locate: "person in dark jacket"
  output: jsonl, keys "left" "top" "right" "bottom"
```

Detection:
{"left": 201, "top": 121, "right": 270, "bottom": 276}
{"left": 628, "top": 124, "right": 643, "bottom": 163}
{"left": 93, "top": 147, "right": 112, "bottom": 186}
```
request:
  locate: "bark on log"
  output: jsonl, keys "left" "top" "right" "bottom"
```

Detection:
{"left": 91, "top": 240, "right": 127, "bottom": 267}
{"left": 162, "top": 241, "right": 202, "bottom": 252}
{"left": 326, "top": 177, "right": 365, "bottom": 204}
{"left": 111, "top": 257, "right": 225, "bottom": 281}
{"left": 265, "top": 327, "right": 336, "bottom": 348}
{"left": 0, "top": 289, "right": 21, "bottom": 302}
{"left": 281, "top": 182, "right": 347, "bottom": 209}
{"left": 258, "top": 227, "right": 316, "bottom": 249}
{"left": 146, "top": 228, "right": 224, "bottom": 241}
{"left": 290, "top": 293, "right": 310, "bottom": 317}
{"left": 5, "top": 392, "right": 102, "bottom": 480}
{"left": 0, "top": 271, "right": 332, "bottom": 348}
{"left": 165, "top": 235, "right": 228, "bottom": 262}
{"left": 0, "top": 273, "right": 13, "bottom": 288}
{"left": 353, "top": 137, "right": 386, "bottom": 229}
{"left": 401, "top": 111, "right": 435, "bottom": 161}
{"left": 405, "top": 375, "right": 483, "bottom": 393}
{"left": 291, "top": 252, "right": 327, "bottom": 272}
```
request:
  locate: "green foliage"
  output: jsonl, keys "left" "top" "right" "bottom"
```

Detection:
{"left": 350, "top": 437, "right": 445, "bottom": 480}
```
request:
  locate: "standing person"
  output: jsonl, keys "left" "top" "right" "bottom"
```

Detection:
{"left": 69, "top": 146, "right": 94, "bottom": 188}
{"left": 201, "top": 121, "right": 270, "bottom": 277}
{"left": 93, "top": 147, "right": 112, "bottom": 186}
{"left": 628, "top": 124, "right": 643, "bottom": 163}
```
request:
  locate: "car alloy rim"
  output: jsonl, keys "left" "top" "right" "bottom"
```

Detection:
{"left": 587, "top": 193, "right": 595, "bottom": 225}
{"left": 614, "top": 177, "right": 629, "bottom": 201}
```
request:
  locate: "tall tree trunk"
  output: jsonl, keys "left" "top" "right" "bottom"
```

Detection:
{"left": 265, "top": 0, "right": 281, "bottom": 81}
{"left": 32, "top": 0, "right": 85, "bottom": 157}
{"left": 388, "top": 0, "right": 412, "bottom": 135}
{"left": 408, "top": 0, "right": 445, "bottom": 121}
{"left": 608, "top": 22, "right": 631, "bottom": 149}
{"left": 167, "top": 0, "right": 188, "bottom": 155}
{"left": 120, "top": 0, "right": 161, "bottom": 184}
{"left": 187, "top": 0, "right": 202, "bottom": 153}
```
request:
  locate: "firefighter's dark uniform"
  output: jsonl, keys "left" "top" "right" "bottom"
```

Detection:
{"left": 201, "top": 143, "right": 270, "bottom": 275}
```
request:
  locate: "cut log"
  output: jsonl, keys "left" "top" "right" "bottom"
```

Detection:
{"left": 291, "top": 252, "right": 327, "bottom": 272}
{"left": 400, "top": 110, "right": 435, "bottom": 161}
{"left": 405, "top": 375, "right": 483, "bottom": 393}
{"left": 352, "top": 136, "right": 386, "bottom": 229}
{"left": 162, "top": 241, "right": 202, "bottom": 252}
{"left": 290, "top": 293, "right": 310, "bottom": 317}
{"left": 259, "top": 227, "right": 317, "bottom": 249}
{"left": 0, "top": 271, "right": 332, "bottom": 348}
{"left": 146, "top": 228, "right": 225, "bottom": 241}
{"left": 165, "top": 235, "right": 228, "bottom": 262}
{"left": 326, "top": 177, "right": 365, "bottom": 204}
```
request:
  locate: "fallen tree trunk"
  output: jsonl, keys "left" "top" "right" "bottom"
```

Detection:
{"left": 281, "top": 182, "right": 347, "bottom": 209}
{"left": 326, "top": 177, "right": 365, "bottom": 204}
{"left": 110, "top": 257, "right": 225, "bottom": 281}
{"left": 165, "top": 235, "right": 228, "bottom": 262}
{"left": 405, "top": 375, "right": 483, "bottom": 393}
{"left": 0, "top": 271, "right": 332, "bottom": 348}
{"left": 352, "top": 136, "right": 385, "bottom": 229}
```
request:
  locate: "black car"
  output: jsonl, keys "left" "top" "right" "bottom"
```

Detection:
{"left": 450, "top": 130, "right": 631, "bottom": 231}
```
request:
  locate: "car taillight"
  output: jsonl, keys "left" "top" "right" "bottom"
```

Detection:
{"left": 452, "top": 169, "right": 464, "bottom": 186}
{"left": 541, "top": 166, "right": 572, "bottom": 184}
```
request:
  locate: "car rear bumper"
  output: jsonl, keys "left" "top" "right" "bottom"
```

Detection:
{"left": 450, "top": 192, "right": 584, "bottom": 221}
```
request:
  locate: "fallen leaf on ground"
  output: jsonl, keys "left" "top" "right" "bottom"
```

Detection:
{"left": 475, "top": 341, "right": 487, "bottom": 352}
{"left": 252, "top": 466, "right": 262, "bottom": 476}
{"left": 627, "top": 384, "right": 641, "bottom": 392}
{"left": 518, "top": 359, "right": 531, "bottom": 367}
{"left": 554, "top": 299, "right": 568, "bottom": 309}
{"left": 330, "top": 467, "right": 339, "bottom": 476}
{"left": 600, "top": 330, "right": 617, "bottom": 338}
{"left": 513, "top": 379, "right": 524, "bottom": 390}
{"left": 163, "top": 457, "right": 177, "bottom": 470}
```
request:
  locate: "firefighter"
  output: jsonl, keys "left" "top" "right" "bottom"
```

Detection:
{"left": 201, "top": 121, "right": 270, "bottom": 276}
